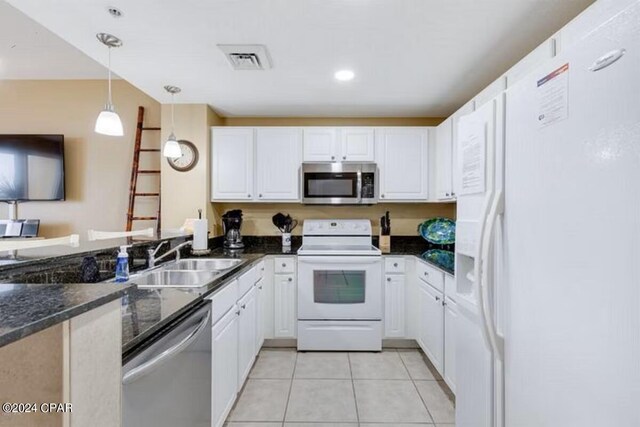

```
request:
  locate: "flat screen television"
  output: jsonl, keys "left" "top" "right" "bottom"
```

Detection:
{"left": 0, "top": 135, "right": 65, "bottom": 201}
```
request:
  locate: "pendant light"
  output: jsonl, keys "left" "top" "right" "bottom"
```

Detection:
{"left": 163, "top": 85, "right": 182, "bottom": 158}
{"left": 95, "top": 33, "right": 124, "bottom": 136}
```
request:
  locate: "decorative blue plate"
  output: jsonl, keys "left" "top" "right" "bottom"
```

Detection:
{"left": 422, "top": 249, "right": 455, "bottom": 271}
{"left": 418, "top": 218, "right": 456, "bottom": 245}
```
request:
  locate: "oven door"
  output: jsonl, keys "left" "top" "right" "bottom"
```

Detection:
{"left": 297, "top": 256, "right": 382, "bottom": 320}
{"left": 302, "top": 171, "right": 360, "bottom": 204}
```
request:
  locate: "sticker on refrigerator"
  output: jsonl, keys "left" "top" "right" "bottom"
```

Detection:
{"left": 458, "top": 116, "right": 485, "bottom": 195}
{"left": 537, "top": 63, "right": 569, "bottom": 128}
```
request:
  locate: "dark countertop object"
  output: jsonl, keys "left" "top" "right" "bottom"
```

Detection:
{"left": 121, "top": 253, "right": 264, "bottom": 362}
{"left": 0, "top": 282, "right": 131, "bottom": 348}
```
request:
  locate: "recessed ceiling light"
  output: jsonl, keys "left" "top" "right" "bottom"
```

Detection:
{"left": 107, "top": 7, "right": 123, "bottom": 18}
{"left": 334, "top": 69, "right": 355, "bottom": 81}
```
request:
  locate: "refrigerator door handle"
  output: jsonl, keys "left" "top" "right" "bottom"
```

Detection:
{"left": 479, "top": 189, "right": 505, "bottom": 360}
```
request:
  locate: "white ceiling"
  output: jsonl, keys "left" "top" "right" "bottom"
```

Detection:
{"left": 0, "top": 1, "right": 108, "bottom": 79}
{"left": 5, "top": 0, "right": 594, "bottom": 117}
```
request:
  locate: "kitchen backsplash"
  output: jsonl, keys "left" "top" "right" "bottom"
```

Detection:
{"left": 212, "top": 202, "right": 456, "bottom": 236}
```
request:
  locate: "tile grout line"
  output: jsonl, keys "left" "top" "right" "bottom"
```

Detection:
{"left": 347, "top": 352, "right": 361, "bottom": 427}
{"left": 281, "top": 349, "right": 298, "bottom": 426}
{"left": 398, "top": 348, "right": 437, "bottom": 425}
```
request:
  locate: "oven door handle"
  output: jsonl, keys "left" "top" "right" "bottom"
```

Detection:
{"left": 298, "top": 257, "right": 381, "bottom": 265}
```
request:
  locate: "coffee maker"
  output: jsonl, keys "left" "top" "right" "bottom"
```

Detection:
{"left": 222, "top": 209, "right": 244, "bottom": 249}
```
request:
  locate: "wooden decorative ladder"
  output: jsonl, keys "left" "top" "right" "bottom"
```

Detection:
{"left": 126, "top": 106, "right": 161, "bottom": 232}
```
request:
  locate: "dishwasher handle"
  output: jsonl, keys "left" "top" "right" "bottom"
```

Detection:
{"left": 122, "top": 308, "right": 211, "bottom": 385}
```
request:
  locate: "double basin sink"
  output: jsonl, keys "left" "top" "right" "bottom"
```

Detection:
{"left": 130, "top": 258, "right": 245, "bottom": 288}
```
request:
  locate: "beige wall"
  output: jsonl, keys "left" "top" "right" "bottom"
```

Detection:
{"left": 0, "top": 80, "right": 161, "bottom": 238}
{"left": 160, "top": 104, "right": 223, "bottom": 234}
{"left": 214, "top": 202, "right": 455, "bottom": 236}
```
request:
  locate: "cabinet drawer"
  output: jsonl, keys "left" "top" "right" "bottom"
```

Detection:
{"left": 384, "top": 257, "right": 405, "bottom": 273}
{"left": 417, "top": 261, "right": 444, "bottom": 292}
{"left": 274, "top": 257, "right": 295, "bottom": 274}
{"left": 256, "top": 261, "right": 265, "bottom": 282}
{"left": 444, "top": 273, "right": 455, "bottom": 300}
{"left": 238, "top": 267, "right": 257, "bottom": 297}
{"left": 209, "top": 279, "right": 239, "bottom": 324}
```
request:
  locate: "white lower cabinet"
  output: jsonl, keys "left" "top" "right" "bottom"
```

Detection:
{"left": 274, "top": 272, "right": 296, "bottom": 338}
{"left": 384, "top": 273, "right": 405, "bottom": 338}
{"left": 444, "top": 296, "right": 458, "bottom": 393}
{"left": 418, "top": 280, "right": 444, "bottom": 374}
{"left": 211, "top": 305, "right": 239, "bottom": 427}
{"left": 237, "top": 286, "right": 257, "bottom": 387}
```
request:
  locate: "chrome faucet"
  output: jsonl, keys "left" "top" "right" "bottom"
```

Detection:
{"left": 147, "top": 241, "right": 192, "bottom": 267}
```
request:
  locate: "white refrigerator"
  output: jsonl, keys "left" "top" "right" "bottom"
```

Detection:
{"left": 454, "top": 1, "right": 640, "bottom": 426}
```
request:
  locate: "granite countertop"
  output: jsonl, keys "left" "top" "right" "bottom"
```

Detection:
{"left": 121, "top": 253, "right": 264, "bottom": 361}
{"left": 0, "top": 231, "right": 191, "bottom": 272}
{"left": 0, "top": 282, "right": 131, "bottom": 348}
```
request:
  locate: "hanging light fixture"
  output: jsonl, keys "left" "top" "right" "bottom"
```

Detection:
{"left": 95, "top": 33, "right": 124, "bottom": 136}
{"left": 163, "top": 85, "right": 182, "bottom": 158}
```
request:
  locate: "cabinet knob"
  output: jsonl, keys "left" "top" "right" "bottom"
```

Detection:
{"left": 452, "top": 192, "right": 456, "bottom": 196}
{"left": 288, "top": 277, "right": 293, "bottom": 282}
{"left": 282, "top": 263, "right": 286, "bottom": 267}
{"left": 445, "top": 193, "right": 450, "bottom": 197}
{"left": 393, "top": 262, "right": 398, "bottom": 267}
{"left": 247, "top": 194, "right": 251, "bottom": 198}
{"left": 342, "top": 156, "right": 346, "bottom": 160}
{"left": 387, "top": 277, "right": 391, "bottom": 282}
{"left": 331, "top": 156, "right": 335, "bottom": 160}
{"left": 381, "top": 194, "right": 385, "bottom": 198}
{"left": 435, "top": 296, "right": 441, "bottom": 301}
{"left": 424, "top": 271, "right": 429, "bottom": 276}
{"left": 443, "top": 300, "right": 447, "bottom": 306}
{"left": 258, "top": 285, "right": 263, "bottom": 289}
{"left": 241, "top": 304, "right": 246, "bottom": 309}
{"left": 259, "top": 194, "right": 263, "bottom": 198}
{"left": 236, "top": 310, "right": 241, "bottom": 316}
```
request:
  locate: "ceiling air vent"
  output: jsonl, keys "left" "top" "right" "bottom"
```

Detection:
{"left": 218, "top": 44, "right": 272, "bottom": 70}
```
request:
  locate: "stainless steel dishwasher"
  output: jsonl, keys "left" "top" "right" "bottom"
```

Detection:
{"left": 122, "top": 302, "right": 211, "bottom": 427}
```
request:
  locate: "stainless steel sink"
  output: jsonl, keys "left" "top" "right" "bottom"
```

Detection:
{"left": 133, "top": 270, "right": 220, "bottom": 288}
{"left": 167, "top": 258, "right": 245, "bottom": 272}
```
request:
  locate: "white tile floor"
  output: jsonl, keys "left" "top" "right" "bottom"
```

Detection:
{"left": 225, "top": 348, "right": 455, "bottom": 427}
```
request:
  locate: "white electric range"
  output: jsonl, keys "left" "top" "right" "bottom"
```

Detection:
{"left": 297, "top": 219, "right": 382, "bottom": 351}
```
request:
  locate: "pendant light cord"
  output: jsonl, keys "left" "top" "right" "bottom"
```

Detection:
{"left": 107, "top": 46, "right": 113, "bottom": 106}
{"left": 171, "top": 93, "right": 175, "bottom": 134}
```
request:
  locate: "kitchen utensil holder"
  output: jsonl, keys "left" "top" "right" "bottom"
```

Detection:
{"left": 379, "top": 235, "right": 390, "bottom": 253}
{"left": 282, "top": 232, "right": 292, "bottom": 247}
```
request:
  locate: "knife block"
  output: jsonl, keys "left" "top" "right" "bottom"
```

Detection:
{"left": 379, "top": 235, "right": 390, "bottom": 253}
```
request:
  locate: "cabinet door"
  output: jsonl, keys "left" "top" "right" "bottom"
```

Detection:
{"left": 384, "top": 274, "right": 406, "bottom": 338}
{"left": 436, "top": 118, "right": 454, "bottom": 200}
{"left": 274, "top": 273, "right": 296, "bottom": 338}
{"left": 444, "top": 298, "right": 457, "bottom": 393}
{"left": 376, "top": 128, "right": 429, "bottom": 200}
{"left": 255, "top": 278, "right": 265, "bottom": 353}
{"left": 303, "top": 128, "right": 339, "bottom": 161}
{"left": 340, "top": 128, "right": 375, "bottom": 162}
{"left": 256, "top": 128, "right": 302, "bottom": 201}
{"left": 237, "top": 287, "right": 257, "bottom": 388}
{"left": 211, "top": 128, "right": 254, "bottom": 201}
{"left": 418, "top": 282, "right": 444, "bottom": 374}
{"left": 212, "top": 307, "right": 239, "bottom": 427}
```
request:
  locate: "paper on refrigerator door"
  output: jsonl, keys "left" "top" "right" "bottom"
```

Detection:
{"left": 458, "top": 116, "right": 486, "bottom": 195}
{"left": 537, "top": 63, "right": 569, "bottom": 128}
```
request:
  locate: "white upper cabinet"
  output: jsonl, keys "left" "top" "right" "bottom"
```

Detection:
{"left": 211, "top": 128, "right": 254, "bottom": 201}
{"left": 451, "top": 100, "right": 475, "bottom": 197}
{"left": 303, "top": 127, "right": 375, "bottom": 162}
{"left": 435, "top": 118, "right": 454, "bottom": 200}
{"left": 376, "top": 128, "right": 429, "bottom": 201}
{"left": 303, "top": 128, "right": 339, "bottom": 161}
{"left": 339, "top": 128, "right": 375, "bottom": 162}
{"left": 256, "top": 128, "right": 302, "bottom": 201}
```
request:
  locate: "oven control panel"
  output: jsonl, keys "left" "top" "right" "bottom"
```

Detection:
{"left": 303, "top": 219, "right": 372, "bottom": 236}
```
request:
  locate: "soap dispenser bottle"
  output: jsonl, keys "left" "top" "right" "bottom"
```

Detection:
{"left": 115, "top": 245, "right": 131, "bottom": 283}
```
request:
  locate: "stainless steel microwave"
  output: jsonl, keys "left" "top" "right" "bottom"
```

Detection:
{"left": 301, "top": 162, "right": 377, "bottom": 205}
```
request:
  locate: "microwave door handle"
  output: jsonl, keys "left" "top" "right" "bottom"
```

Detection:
{"left": 357, "top": 170, "right": 362, "bottom": 203}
